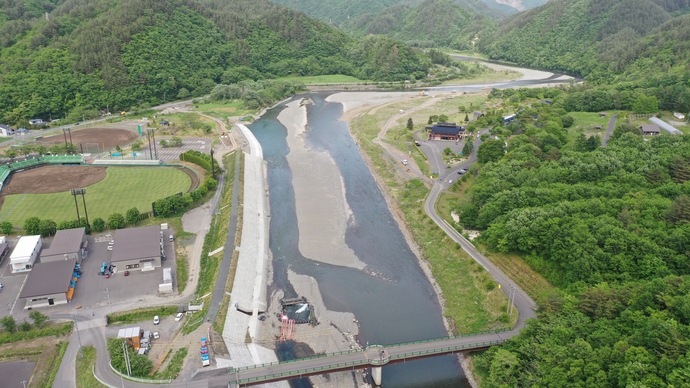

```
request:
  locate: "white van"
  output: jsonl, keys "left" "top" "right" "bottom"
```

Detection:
{"left": 169, "top": 235, "right": 174, "bottom": 242}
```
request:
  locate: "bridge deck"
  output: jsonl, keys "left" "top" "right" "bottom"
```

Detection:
{"left": 212, "top": 330, "right": 513, "bottom": 385}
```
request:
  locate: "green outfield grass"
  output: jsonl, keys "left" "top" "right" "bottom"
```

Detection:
{"left": 0, "top": 167, "right": 191, "bottom": 224}
{"left": 277, "top": 74, "right": 366, "bottom": 84}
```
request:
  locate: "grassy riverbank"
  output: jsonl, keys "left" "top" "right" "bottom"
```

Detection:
{"left": 349, "top": 96, "right": 514, "bottom": 333}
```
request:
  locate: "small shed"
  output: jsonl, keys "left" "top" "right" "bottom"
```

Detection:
{"left": 20, "top": 259, "right": 77, "bottom": 309}
{"left": 40, "top": 227, "right": 87, "bottom": 263}
{"left": 673, "top": 112, "right": 686, "bottom": 120}
{"left": 428, "top": 123, "right": 464, "bottom": 141}
{"left": 117, "top": 326, "right": 143, "bottom": 350}
{"left": 10, "top": 235, "right": 42, "bottom": 273}
{"left": 640, "top": 124, "right": 661, "bottom": 136}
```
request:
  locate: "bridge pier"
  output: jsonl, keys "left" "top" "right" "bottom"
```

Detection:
{"left": 372, "top": 366, "right": 382, "bottom": 385}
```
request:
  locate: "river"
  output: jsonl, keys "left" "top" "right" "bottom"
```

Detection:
{"left": 247, "top": 68, "right": 572, "bottom": 387}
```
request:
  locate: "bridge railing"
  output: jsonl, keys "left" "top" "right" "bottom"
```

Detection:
{"left": 238, "top": 360, "right": 371, "bottom": 383}
{"left": 232, "top": 347, "right": 365, "bottom": 372}
{"left": 231, "top": 338, "right": 508, "bottom": 384}
{"left": 384, "top": 328, "right": 510, "bottom": 348}
{"left": 389, "top": 339, "right": 506, "bottom": 360}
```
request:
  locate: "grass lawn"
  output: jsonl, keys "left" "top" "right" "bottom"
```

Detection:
{"left": 76, "top": 346, "right": 107, "bottom": 388}
{"left": 277, "top": 74, "right": 365, "bottom": 84}
{"left": 566, "top": 111, "right": 613, "bottom": 142}
{"left": 192, "top": 100, "right": 255, "bottom": 118}
{"left": 0, "top": 167, "right": 191, "bottom": 224}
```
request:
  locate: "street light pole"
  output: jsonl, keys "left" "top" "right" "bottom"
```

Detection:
{"left": 70, "top": 188, "right": 81, "bottom": 224}
{"left": 72, "top": 310, "right": 84, "bottom": 359}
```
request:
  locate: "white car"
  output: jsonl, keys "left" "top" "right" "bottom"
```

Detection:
{"left": 175, "top": 313, "right": 184, "bottom": 322}
{"left": 153, "top": 331, "right": 160, "bottom": 339}
{"left": 107, "top": 246, "right": 113, "bottom": 251}
{"left": 153, "top": 316, "right": 160, "bottom": 325}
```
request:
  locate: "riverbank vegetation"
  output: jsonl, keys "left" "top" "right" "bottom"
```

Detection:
{"left": 450, "top": 87, "right": 690, "bottom": 386}
{"left": 349, "top": 94, "right": 514, "bottom": 333}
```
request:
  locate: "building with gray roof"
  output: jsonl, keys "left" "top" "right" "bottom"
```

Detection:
{"left": 111, "top": 225, "right": 161, "bottom": 272}
{"left": 40, "top": 227, "right": 87, "bottom": 263}
{"left": 20, "top": 259, "right": 76, "bottom": 309}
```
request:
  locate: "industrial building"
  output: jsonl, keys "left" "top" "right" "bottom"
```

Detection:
{"left": 40, "top": 227, "right": 87, "bottom": 263}
{"left": 20, "top": 259, "right": 77, "bottom": 309}
{"left": 10, "top": 235, "right": 42, "bottom": 273}
{"left": 111, "top": 225, "right": 162, "bottom": 272}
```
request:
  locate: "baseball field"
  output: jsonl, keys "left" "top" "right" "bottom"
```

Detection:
{"left": 0, "top": 166, "right": 192, "bottom": 224}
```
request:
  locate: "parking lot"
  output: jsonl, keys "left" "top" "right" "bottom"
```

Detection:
{"left": 0, "top": 230, "right": 178, "bottom": 316}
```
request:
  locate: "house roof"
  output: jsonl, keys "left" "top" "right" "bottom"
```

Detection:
{"left": 0, "top": 124, "right": 11, "bottom": 130}
{"left": 19, "top": 259, "right": 75, "bottom": 298}
{"left": 649, "top": 117, "right": 682, "bottom": 135}
{"left": 640, "top": 124, "right": 661, "bottom": 133}
{"left": 10, "top": 235, "right": 41, "bottom": 260}
{"left": 111, "top": 226, "right": 161, "bottom": 262}
{"left": 430, "top": 123, "right": 462, "bottom": 135}
{"left": 41, "top": 228, "right": 85, "bottom": 257}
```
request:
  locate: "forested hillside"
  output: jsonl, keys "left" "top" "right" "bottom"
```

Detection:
{"left": 478, "top": 0, "right": 690, "bottom": 81}
{"left": 0, "top": 0, "right": 431, "bottom": 124}
{"left": 271, "top": 0, "right": 548, "bottom": 25}
{"left": 342, "top": 0, "right": 496, "bottom": 49}
{"left": 455, "top": 88, "right": 690, "bottom": 386}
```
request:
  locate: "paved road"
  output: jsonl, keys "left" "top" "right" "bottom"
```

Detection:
{"left": 206, "top": 151, "right": 241, "bottom": 322}
{"left": 602, "top": 113, "right": 618, "bottom": 146}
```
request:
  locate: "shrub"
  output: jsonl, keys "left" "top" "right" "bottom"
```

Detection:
{"left": 0, "top": 221, "right": 13, "bottom": 234}
{"left": 107, "top": 213, "right": 126, "bottom": 229}
{"left": 92, "top": 218, "right": 106, "bottom": 232}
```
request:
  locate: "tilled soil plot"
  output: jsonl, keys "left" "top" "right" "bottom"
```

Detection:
{"left": 36, "top": 128, "right": 139, "bottom": 149}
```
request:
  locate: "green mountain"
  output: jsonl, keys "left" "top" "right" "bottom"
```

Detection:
{"left": 478, "top": 0, "right": 690, "bottom": 80}
{"left": 0, "top": 0, "right": 431, "bottom": 122}
{"left": 342, "top": 0, "right": 498, "bottom": 49}
{"left": 270, "top": 0, "right": 549, "bottom": 25}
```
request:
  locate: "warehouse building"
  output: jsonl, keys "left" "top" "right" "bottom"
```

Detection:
{"left": 111, "top": 225, "right": 162, "bottom": 272}
{"left": 20, "top": 259, "right": 77, "bottom": 309}
{"left": 40, "top": 227, "right": 87, "bottom": 263}
{"left": 10, "top": 235, "right": 42, "bottom": 273}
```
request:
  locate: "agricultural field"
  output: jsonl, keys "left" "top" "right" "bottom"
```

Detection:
{"left": 192, "top": 100, "right": 255, "bottom": 119}
{"left": 0, "top": 166, "right": 191, "bottom": 224}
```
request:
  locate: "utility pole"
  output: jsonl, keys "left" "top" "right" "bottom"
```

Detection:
{"left": 106, "top": 287, "right": 112, "bottom": 314}
{"left": 72, "top": 310, "right": 84, "bottom": 359}
{"left": 210, "top": 148, "right": 215, "bottom": 177}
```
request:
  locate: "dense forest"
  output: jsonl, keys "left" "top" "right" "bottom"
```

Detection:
{"left": 0, "top": 0, "right": 431, "bottom": 124}
{"left": 341, "top": 0, "right": 496, "bottom": 49}
{"left": 272, "top": 0, "right": 549, "bottom": 26}
{"left": 454, "top": 88, "right": 690, "bottom": 386}
{"left": 478, "top": 0, "right": 690, "bottom": 81}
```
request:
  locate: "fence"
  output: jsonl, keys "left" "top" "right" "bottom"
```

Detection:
{"left": 109, "top": 360, "right": 172, "bottom": 384}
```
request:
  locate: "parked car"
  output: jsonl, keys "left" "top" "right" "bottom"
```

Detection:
{"left": 153, "top": 332, "right": 160, "bottom": 339}
{"left": 153, "top": 316, "right": 160, "bottom": 325}
{"left": 107, "top": 246, "right": 113, "bottom": 251}
{"left": 457, "top": 169, "right": 468, "bottom": 175}
{"left": 175, "top": 313, "right": 184, "bottom": 322}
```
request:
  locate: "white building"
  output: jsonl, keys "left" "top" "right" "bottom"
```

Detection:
{"left": 0, "top": 124, "right": 13, "bottom": 137}
{"left": 10, "top": 235, "right": 42, "bottom": 273}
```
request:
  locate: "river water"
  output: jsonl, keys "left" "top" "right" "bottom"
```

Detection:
{"left": 250, "top": 93, "right": 466, "bottom": 387}
{"left": 248, "top": 72, "right": 571, "bottom": 387}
